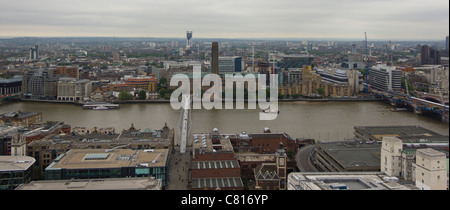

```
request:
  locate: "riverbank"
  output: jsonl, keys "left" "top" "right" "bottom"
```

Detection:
{"left": 13, "top": 96, "right": 385, "bottom": 105}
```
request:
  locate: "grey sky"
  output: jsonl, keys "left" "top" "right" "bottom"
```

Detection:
{"left": 0, "top": 0, "right": 448, "bottom": 40}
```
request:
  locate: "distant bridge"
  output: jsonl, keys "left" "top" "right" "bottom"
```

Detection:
{"left": 372, "top": 90, "right": 449, "bottom": 123}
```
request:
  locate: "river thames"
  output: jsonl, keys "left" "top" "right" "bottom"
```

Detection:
{"left": 0, "top": 101, "right": 448, "bottom": 142}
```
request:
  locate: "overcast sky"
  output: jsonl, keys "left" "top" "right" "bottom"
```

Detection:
{"left": 0, "top": 0, "right": 448, "bottom": 40}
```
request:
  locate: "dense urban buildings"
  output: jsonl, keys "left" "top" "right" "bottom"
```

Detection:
{"left": 0, "top": 35, "right": 448, "bottom": 192}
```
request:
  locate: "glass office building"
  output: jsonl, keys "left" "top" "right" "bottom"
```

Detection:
{"left": 0, "top": 156, "right": 35, "bottom": 190}
{"left": 45, "top": 149, "right": 169, "bottom": 188}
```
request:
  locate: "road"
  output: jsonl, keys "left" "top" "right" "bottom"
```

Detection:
{"left": 166, "top": 146, "right": 191, "bottom": 190}
{"left": 295, "top": 144, "right": 318, "bottom": 172}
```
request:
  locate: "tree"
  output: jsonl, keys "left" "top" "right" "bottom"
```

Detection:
{"left": 159, "top": 77, "right": 167, "bottom": 87}
{"left": 138, "top": 90, "right": 147, "bottom": 100}
{"left": 317, "top": 87, "right": 325, "bottom": 97}
{"left": 401, "top": 77, "right": 416, "bottom": 92}
{"left": 159, "top": 88, "right": 167, "bottom": 98}
{"left": 118, "top": 91, "right": 133, "bottom": 100}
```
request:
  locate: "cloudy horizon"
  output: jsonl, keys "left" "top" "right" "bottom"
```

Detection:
{"left": 0, "top": 0, "right": 448, "bottom": 40}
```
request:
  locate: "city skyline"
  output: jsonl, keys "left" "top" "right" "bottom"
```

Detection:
{"left": 0, "top": 0, "right": 448, "bottom": 40}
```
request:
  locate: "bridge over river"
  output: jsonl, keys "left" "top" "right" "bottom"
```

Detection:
{"left": 373, "top": 90, "right": 449, "bottom": 123}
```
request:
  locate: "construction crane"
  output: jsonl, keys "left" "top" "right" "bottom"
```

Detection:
{"left": 365, "top": 32, "right": 370, "bottom": 94}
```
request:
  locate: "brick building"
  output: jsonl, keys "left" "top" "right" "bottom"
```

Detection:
{"left": 190, "top": 129, "right": 244, "bottom": 190}
{"left": 0, "top": 111, "right": 42, "bottom": 127}
{"left": 254, "top": 142, "right": 288, "bottom": 190}
{"left": 229, "top": 128, "right": 299, "bottom": 155}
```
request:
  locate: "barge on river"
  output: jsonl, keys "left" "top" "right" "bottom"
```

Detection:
{"left": 83, "top": 102, "right": 120, "bottom": 110}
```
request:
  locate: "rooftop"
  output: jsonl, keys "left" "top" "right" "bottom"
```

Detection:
{"left": 191, "top": 177, "right": 243, "bottom": 190}
{"left": 46, "top": 149, "right": 169, "bottom": 170}
{"left": 1, "top": 111, "right": 40, "bottom": 120}
{"left": 0, "top": 156, "right": 36, "bottom": 171}
{"left": 316, "top": 140, "right": 381, "bottom": 170}
{"left": 191, "top": 160, "right": 240, "bottom": 170}
{"left": 354, "top": 125, "right": 449, "bottom": 143}
{"left": 192, "top": 132, "right": 234, "bottom": 153}
{"left": 288, "top": 172, "right": 418, "bottom": 190}
{"left": 15, "top": 177, "right": 161, "bottom": 190}
{"left": 417, "top": 148, "right": 447, "bottom": 157}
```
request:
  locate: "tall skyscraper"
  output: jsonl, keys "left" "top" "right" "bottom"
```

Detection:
{"left": 186, "top": 31, "right": 193, "bottom": 50}
{"left": 446, "top": 36, "right": 449, "bottom": 51}
{"left": 421, "top": 45, "right": 430, "bottom": 65}
{"left": 29, "top": 45, "right": 39, "bottom": 60}
{"left": 421, "top": 45, "right": 441, "bottom": 65}
{"left": 211, "top": 42, "right": 219, "bottom": 74}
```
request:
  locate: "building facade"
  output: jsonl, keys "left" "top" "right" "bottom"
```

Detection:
{"left": 0, "top": 111, "right": 42, "bottom": 127}
{"left": 217, "top": 56, "right": 242, "bottom": 73}
{"left": 45, "top": 148, "right": 170, "bottom": 188}
{"left": 57, "top": 78, "right": 92, "bottom": 101}
{"left": 381, "top": 137, "right": 403, "bottom": 177}
{"left": 0, "top": 156, "right": 35, "bottom": 190}
{"left": 124, "top": 77, "right": 157, "bottom": 93}
{"left": 421, "top": 45, "right": 441, "bottom": 65}
{"left": 0, "top": 76, "right": 22, "bottom": 98}
{"left": 22, "top": 68, "right": 59, "bottom": 100}
{"left": 28, "top": 124, "right": 173, "bottom": 179}
{"left": 287, "top": 68, "right": 302, "bottom": 85}
{"left": 369, "top": 64, "right": 402, "bottom": 92}
{"left": 415, "top": 148, "right": 447, "bottom": 190}
{"left": 381, "top": 136, "right": 449, "bottom": 190}
{"left": 254, "top": 142, "right": 287, "bottom": 190}
{"left": 190, "top": 129, "right": 244, "bottom": 190}
{"left": 53, "top": 66, "right": 79, "bottom": 79}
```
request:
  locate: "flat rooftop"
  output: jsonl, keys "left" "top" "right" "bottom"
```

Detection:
{"left": 1, "top": 111, "right": 40, "bottom": 119}
{"left": 47, "top": 149, "right": 168, "bottom": 170}
{"left": 0, "top": 156, "right": 35, "bottom": 171}
{"left": 288, "top": 172, "right": 418, "bottom": 190}
{"left": 192, "top": 133, "right": 234, "bottom": 153}
{"left": 15, "top": 177, "right": 161, "bottom": 190}
{"left": 235, "top": 152, "right": 275, "bottom": 162}
{"left": 191, "top": 160, "right": 240, "bottom": 170}
{"left": 316, "top": 140, "right": 381, "bottom": 170}
{"left": 354, "top": 126, "right": 449, "bottom": 143}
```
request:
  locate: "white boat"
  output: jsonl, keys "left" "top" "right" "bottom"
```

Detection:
{"left": 390, "top": 108, "right": 409, "bottom": 112}
{"left": 262, "top": 108, "right": 279, "bottom": 114}
{"left": 92, "top": 106, "right": 110, "bottom": 110}
{"left": 83, "top": 103, "right": 119, "bottom": 110}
